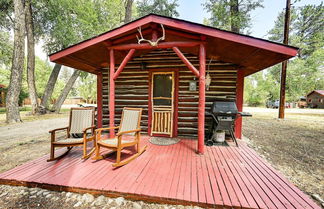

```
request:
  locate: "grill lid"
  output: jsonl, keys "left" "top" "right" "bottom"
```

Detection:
{"left": 211, "top": 101, "right": 238, "bottom": 115}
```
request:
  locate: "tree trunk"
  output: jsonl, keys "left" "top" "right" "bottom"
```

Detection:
{"left": 230, "top": 0, "right": 240, "bottom": 33}
{"left": 124, "top": 0, "right": 134, "bottom": 23}
{"left": 6, "top": 0, "right": 25, "bottom": 123}
{"left": 52, "top": 70, "right": 80, "bottom": 113}
{"left": 25, "top": 0, "right": 38, "bottom": 115}
{"left": 40, "top": 63, "right": 62, "bottom": 108}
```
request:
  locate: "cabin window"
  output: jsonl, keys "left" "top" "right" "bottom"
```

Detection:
{"left": 308, "top": 99, "right": 312, "bottom": 102}
{"left": 153, "top": 74, "right": 172, "bottom": 106}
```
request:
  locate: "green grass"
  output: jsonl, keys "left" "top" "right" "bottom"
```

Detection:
{"left": 0, "top": 106, "right": 32, "bottom": 114}
{"left": 0, "top": 106, "right": 70, "bottom": 114}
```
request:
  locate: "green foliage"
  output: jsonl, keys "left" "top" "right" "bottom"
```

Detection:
{"left": 77, "top": 73, "right": 97, "bottom": 103}
{"left": 18, "top": 90, "right": 28, "bottom": 106}
{"left": 34, "top": 57, "right": 53, "bottom": 97}
{"left": 0, "top": 0, "right": 13, "bottom": 30}
{"left": 136, "top": 0, "right": 179, "bottom": 17}
{"left": 0, "top": 31, "right": 12, "bottom": 67}
{"left": 268, "top": 3, "right": 323, "bottom": 57}
{"left": 245, "top": 3, "right": 324, "bottom": 106}
{"left": 244, "top": 72, "right": 279, "bottom": 106}
{"left": 203, "top": 0, "right": 263, "bottom": 34}
{"left": 34, "top": 0, "right": 124, "bottom": 54}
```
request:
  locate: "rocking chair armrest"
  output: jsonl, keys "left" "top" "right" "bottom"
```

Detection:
{"left": 95, "top": 126, "right": 120, "bottom": 141}
{"left": 95, "top": 126, "right": 120, "bottom": 133}
{"left": 83, "top": 125, "right": 96, "bottom": 135}
{"left": 116, "top": 129, "right": 141, "bottom": 136}
{"left": 49, "top": 127, "right": 69, "bottom": 134}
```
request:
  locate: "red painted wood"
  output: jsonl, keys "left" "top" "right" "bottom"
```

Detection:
{"left": 240, "top": 144, "right": 319, "bottom": 208}
{"left": 204, "top": 147, "right": 224, "bottom": 206}
{"left": 109, "top": 49, "right": 115, "bottom": 138}
{"left": 113, "top": 49, "right": 136, "bottom": 80}
{"left": 235, "top": 70, "right": 244, "bottom": 139}
{"left": 147, "top": 70, "right": 152, "bottom": 136}
{"left": 0, "top": 138, "right": 320, "bottom": 209}
{"left": 211, "top": 147, "right": 241, "bottom": 208}
{"left": 150, "top": 15, "right": 298, "bottom": 56}
{"left": 175, "top": 141, "right": 188, "bottom": 200}
{"left": 163, "top": 28, "right": 201, "bottom": 40}
{"left": 196, "top": 153, "right": 207, "bottom": 204}
{"left": 50, "top": 15, "right": 298, "bottom": 63}
{"left": 168, "top": 140, "right": 185, "bottom": 199}
{"left": 199, "top": 150, "right": 215, "bottom": 205}
{"left": 173, "top": 70, "right": 179, "bottom": 137}
{"left": 227, "top": 145, "right": 278, "bottom": 209}
{"left": 148, "top": 141, "right": 173, "bottom": 198}
{"left": 190, "top": 140, "right": 199, "bottom": 203}
{"left": 220, "top": 147, "right": 262, "bottom": 209}
{"left": 197, "top": 44, "right": 206, "bottom": 154}
{"left": 153, "top": 141, "right": 176, "bottom": 197}
{"left": 230, "top": 146, "right": 288, "bottom": 208}
{"left": 97, "top": 72, "right": 103, "bottom": 128}
{"left": 49, "top": 17, "right": 152, "bottom": 61}
{"left": 172, "top": 47, "right": 200, "bottom": 77}
{"left": 239, "top": 146, "right": 307, "bottom": 208}
{"left": 108, "top": 41, "right": 204, "bottom": 50}
{"left": 182, "top": 139, "right": 192, "bottom": 201}
{"left": 217, "top": 147, "right": 250, "bottom": 208}
{"left": 112, "top": 28, "right": 152, "bottom": 45}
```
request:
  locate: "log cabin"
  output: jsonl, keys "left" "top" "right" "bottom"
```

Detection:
{"left": 49, "top": 14, "right": 298, "bottom": 154}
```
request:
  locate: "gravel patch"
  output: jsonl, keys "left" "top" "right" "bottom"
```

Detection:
{"left": 0, "top": 185, "right": 203, "bottom": 209}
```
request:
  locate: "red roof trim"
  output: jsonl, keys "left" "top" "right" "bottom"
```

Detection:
{"left": 307, "top": 90, "right": 324, "bottom": 97}
{"left": 49, "top": 14, "right": 298, "bottom": 62}
{"left": 50, "top": 16, "right": 153, "bottom": 62}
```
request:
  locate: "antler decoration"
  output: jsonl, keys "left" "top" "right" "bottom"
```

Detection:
{"left": 136, "top": 24, "right": 165, "bottom": 46}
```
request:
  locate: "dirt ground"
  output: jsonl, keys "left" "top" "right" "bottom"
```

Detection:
{"left": 242, "top": 107, "right": 324, "bottom": 205}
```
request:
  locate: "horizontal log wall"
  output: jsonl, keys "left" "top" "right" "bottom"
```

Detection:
{"left": 101, "top": 49, "right": 237, "bottom": 137}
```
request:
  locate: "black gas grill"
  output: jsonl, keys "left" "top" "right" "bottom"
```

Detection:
{"left": 206, "top": 100, "right": 252, "bottom": 146}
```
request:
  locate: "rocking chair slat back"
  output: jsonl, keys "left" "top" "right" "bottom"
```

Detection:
{"left": 69, "top": 109, "right": 94, "bottom": 134}
{"left": 119, "top": 108, "right": 142, "bottom": 136}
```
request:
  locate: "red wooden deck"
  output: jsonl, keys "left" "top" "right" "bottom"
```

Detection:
{"left": 0, "top": 136, "right": 319, "bottom": 209}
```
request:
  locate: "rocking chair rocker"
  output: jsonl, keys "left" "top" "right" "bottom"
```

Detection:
{"left": 47, "top": 107, "right": 96, "bottom": 161}
{"left": 94, "top": 107, "right": 147, "bottom": 167}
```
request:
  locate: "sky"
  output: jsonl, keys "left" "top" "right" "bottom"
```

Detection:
{"left": 178, "top": 0, "right": 322, "bottom": 38}
{"left": 36, "top": 0, "right": 322, "bottom": 60}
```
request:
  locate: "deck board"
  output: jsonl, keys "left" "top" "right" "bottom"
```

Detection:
{"left": 0, "top": 136, "right": 320, "bottom": 209}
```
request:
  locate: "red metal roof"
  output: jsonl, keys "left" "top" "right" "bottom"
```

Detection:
{"left": 49, "top": 14, "right": 299, "bottom": 76}
{"left": 307, "top": 90, "right": 324, "bottom": 97}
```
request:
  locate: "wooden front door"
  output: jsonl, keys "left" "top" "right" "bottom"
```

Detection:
{"left": 151, "top": 72, "right": 175, "bottom": 137}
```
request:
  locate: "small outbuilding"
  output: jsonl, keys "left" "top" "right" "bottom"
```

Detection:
{"left": 307, "top": 90, "right": 324, "bottom": 108}
{"left": 49, "top": 14, "right": 298, "bottom": 154}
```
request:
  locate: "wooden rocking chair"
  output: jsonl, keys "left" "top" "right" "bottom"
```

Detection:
{"left": 47, "top": 107, "right": 96, "bottom": 161}
{"left": 94, "top": 107, "right": 147, "bottom": 167}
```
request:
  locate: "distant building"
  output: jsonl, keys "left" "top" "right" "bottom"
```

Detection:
{"left": 307, "top": 90, "right": 324, "bottom": 108}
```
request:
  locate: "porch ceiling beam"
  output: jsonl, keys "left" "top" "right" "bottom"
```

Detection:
{"left": 108, "top": 41, "right": 204, "bottom": 50}
{"left": 67, "top": 55, "right": 98, "bottom": 71}
{"left": 113, "top": 49, "right": 136, "bottom": 80}
{"left": 172, "top": 46, "right": 200, "bottom": 77}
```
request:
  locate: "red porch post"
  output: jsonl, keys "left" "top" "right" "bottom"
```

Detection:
{"left": 235, "top": 70, "right": 244, "bottom": 139}
{"left": 109, "top": 49, "right": 115, "bottom": 138}
{"left": 96, "top": 71, "right": 103, "bottom": 128}
{"left": 198, "top": 44, "right": 206, "bottom": 154}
